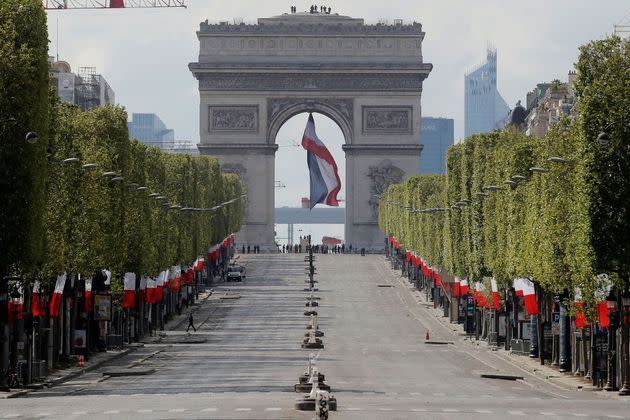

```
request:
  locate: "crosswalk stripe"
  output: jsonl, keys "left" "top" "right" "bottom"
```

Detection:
{"left": 265, "top": 408, "right": 282, "bottom": 411}
{"left": 508, "top": 411, "right": 525, "bottom": 416}
{"left": 169, "top": 408, "right": 185, "bottom": 413}
{"left": 235, "top": 408, "right": 252, "bottom": 411}
{"left": 137, "top": 409, "right": 153, "bottom": 413}
{"left": 201, "top": 408, "right": 217, "bottom": 412}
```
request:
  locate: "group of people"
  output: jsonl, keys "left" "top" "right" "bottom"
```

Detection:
{"left": 241, "top": 245, "right": 261, "bottom": 254}
{"left": 281, "top": 243, "right": 303, "bottom": 253}
{"left": 289, "top": 5, "right": 331, "bottom": 14}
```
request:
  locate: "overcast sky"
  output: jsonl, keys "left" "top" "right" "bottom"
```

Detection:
{"left": 46, "top": 1, "right": 628, "bottom": 240}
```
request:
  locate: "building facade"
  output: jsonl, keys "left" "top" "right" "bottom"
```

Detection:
{"left": 420, "top": 117, "right": 454, "bottom": 174}
{"left": 464, "top": 48, "right": 509, "bottom": 138}
{"left": 524, "top": 73, "right": 576, "bottom": 137}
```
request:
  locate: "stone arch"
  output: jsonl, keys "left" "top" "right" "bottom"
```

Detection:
{"left": 266, "top": 98, "right": 354, "bottom": 145}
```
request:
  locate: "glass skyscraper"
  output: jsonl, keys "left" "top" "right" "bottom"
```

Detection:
{"left": 420, "top": 117, "right": 454, "bottom": 174}
{"left": 127, "top": 113, "right": 175, "bottom": 149}
{"left": 464, "top": 48, "right": 510, "bottom": 138}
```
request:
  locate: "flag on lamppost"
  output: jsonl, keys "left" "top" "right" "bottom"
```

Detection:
{"left": 122, "top": 272, "right": 136, "bottom": 309}
{"left": 50, "top": 273, "right": 66, "bottom": 318}
{"left": 32, "top": 280, "right": 45, "bottom": 317}
{"left": 301, "top": 113, "right": 341, "bottom": 209}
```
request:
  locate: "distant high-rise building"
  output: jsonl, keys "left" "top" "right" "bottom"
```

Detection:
{"left": 420, "top": 117, "right": 454, "bottom": 174}
{"left": 49, "top": 58, "right": 115, "bottom": 110}
{"left": 464, "top": 47, "right": 510, "bottom": 138}
{"left": 127, "top": 113, "right": 175, "bottom": 150}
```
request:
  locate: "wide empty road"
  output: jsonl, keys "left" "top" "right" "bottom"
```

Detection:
{"left": 2, "top": 254, "right": 629, "bottom": 419}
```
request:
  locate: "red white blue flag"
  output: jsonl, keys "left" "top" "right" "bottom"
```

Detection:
{"left": 301, "top": 114, "right": 341, "bottom": 209}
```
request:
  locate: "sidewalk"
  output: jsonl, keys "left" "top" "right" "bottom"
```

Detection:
{"left": 1, "top": 287, "right": 221, "bottom": 399}
{"left": 388, "top": 262, "right": 630, "bottom": 402}
{"left": 0, "top": 343, "right": 143, "bottom": 399}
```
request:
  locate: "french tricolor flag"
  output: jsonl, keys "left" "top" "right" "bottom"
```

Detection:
{"left": 301, "top": 114, "right": 341, "bottom": 208}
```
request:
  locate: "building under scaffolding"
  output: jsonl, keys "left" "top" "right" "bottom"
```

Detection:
{"left": 76, "top": 66, "right": 115, "bottom": 111}
{"left": 49, "top": 58, "right": 115, "bottom": 110}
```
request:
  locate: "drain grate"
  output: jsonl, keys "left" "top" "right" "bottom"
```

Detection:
{"left": 377, "top": 284, "right": 394, "bottom": 288}
{"left": 479, "top": 373, "right": 524, "bottom": 380}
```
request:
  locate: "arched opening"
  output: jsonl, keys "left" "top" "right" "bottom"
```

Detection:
{"left": 274, "top": 112, "right": 345, "bottom": 249}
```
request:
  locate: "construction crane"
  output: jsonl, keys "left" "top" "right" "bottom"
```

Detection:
{"left": 44, "top": 0, "right": 186, "bottom": 10}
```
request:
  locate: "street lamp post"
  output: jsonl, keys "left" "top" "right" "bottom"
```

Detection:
{"left": 619, "top": 292, "right": 630, "bottom": 395}
{"left": 604, "top": 294, "right": 618, "bottom": 391}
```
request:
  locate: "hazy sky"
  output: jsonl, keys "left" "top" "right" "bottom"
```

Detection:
{"left": 45, "top": 1, "right": 628, "bottom": 240}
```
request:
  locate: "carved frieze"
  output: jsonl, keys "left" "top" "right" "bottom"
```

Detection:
{"left": 362, "top": 106, "right": 412, "bottom": 133}
{"left": 199, "top": 20, "right": 424, "bottom": 35}
{"left": 209, "top": 106, "right": 258, "bottom": 132}
{"left": 267, "top": 98, "right": 353, "bottom": 127}
{"left": 198, "top": 73, "right": 423, "bottom": 92}
{"left": 367, "top": 160, "right": 405, "bottom": 219}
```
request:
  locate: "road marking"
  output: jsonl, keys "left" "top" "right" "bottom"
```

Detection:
{"left": 378, "top": 408, "right": 393, "bottom": 411}
{"left": 432, "top": 392, "right": 446, "bottom": 396}
{"left": 412, "top": 408, "right": 427, "bottom": 412}
{"left": 540, "top": 412, "right": 555, "bottom": 416}
{"left": 606, "top": 416, "right": 623, "bottom": 419}
{"left": 201, "top": 408, "right": 217, "bottom": 412}
{"left": 3, "top": 415, "right": 20, "bottom": 419}
{"left": 169, "top": 408, "right": 185, "bottom": 413}
{"left": 137, "top": 409, "right": 152, "bottom": 413}
{"left": 508, "top": 411, "right": 525, "bottom": 416}
{"left": 265, "top": 408, "right": 282, "bottom": 411}
{"left": 410, "top": 392, "right": 422, "bottom": 396}
{"left": 235, "top": 408, "right": 252, "bottom": 412}
{"left": 573, "top": 414, "right": 588, "bottom": 418}
{"left": 475, "top": 410, "right": 492, "bottom": 414}
{"left": 443, "top": 408, "right": 458, "bottom": 412}
{"left": 362, "top": 391, "right": 375, "bottom": 395}
{"left": 346, "top": 407, "right": 361, "bottom": 411}
{"left": 71, "top": 412, "right": 88, "bottom": 415}
{"left": 103, "top": 410, "right": 119, "bottom": 414}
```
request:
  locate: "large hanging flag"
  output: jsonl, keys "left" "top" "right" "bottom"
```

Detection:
{"left": 301, "top": 113, "right": 341, "bottom": 209}
{"left": 50, "top": 273, "right": 67, "bottom": 318}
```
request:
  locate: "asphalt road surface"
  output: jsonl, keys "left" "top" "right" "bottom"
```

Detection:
{"left": 2, "top": 254, "right": 630, "bottom": 419}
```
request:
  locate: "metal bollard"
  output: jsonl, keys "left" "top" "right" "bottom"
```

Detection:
{"left": 315, "top": 390, "right": 329, "bottom": 420}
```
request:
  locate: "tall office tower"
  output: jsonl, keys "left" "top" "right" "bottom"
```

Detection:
{"left": 127, "top": 113, "right": 175, "bottom": 150}
{"left": 420, "top": 117, "right": 454, "bottom": 174}
{"left": 464, "top": 47, "right": 510, "bottom": 138}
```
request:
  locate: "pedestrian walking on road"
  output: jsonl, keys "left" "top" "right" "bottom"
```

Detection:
{"left": 187, "top": 313, "right": 197, "bottom": 332}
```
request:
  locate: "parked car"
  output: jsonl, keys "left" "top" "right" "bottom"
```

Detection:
{"left": 226, "top": 265, "right": 246, "bottom": 282}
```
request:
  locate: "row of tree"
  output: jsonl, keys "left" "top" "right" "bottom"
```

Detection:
{"left": 379, "top": 35, "right": 629, "bottom": 311}
{"left": 0, "top": 0, "right": 244, "bottom": 289}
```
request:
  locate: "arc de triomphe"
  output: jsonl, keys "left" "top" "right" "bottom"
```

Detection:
{"left": 189, "top": 12, "right": 432, "bottom": 250}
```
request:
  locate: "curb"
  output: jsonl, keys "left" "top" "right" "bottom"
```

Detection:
{"left": 391, "top": 265, "right": 603, "bottom": 395}
{"left": 3, "top": 344, "right": 141, "bottom": 399}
